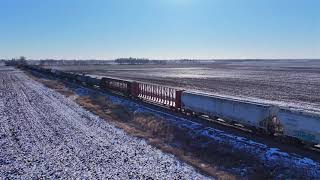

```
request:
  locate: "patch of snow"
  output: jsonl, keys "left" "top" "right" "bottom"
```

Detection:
{"left": 0, "top": 67, "right": 210, "bottom": 179}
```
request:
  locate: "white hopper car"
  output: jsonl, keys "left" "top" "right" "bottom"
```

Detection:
{"left": 181, "top": 91, "right": 320, "bottom": 145}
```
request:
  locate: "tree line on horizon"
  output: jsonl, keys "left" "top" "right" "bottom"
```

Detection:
{"left": 3, "top": 57, "right": 200, "bottom": 66}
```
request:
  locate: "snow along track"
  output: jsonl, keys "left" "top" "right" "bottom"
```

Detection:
{"left": 0, "top": 67, "right": 210, "bottom": 179}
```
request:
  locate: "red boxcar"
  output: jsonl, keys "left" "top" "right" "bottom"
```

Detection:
{"left": 100, "top": 77, "right": 133, "bottom": 96}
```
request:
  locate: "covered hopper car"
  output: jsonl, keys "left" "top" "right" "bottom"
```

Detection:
{"left": 181, "top": 91, "right": 283, "bottom": 134}
{"left": 277, "top": 109, "right": 320, "bottom": 144}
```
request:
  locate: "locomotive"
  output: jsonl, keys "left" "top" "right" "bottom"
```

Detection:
{"left": 23, "top": 65, "right": 320, "bottom": 147}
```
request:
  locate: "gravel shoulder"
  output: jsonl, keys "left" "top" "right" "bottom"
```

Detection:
{"left": 0, "top": 66, "right": 210, "bottom": 179}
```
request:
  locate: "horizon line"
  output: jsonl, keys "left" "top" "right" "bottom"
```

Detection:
{"left": 2, "top": 58, "right": 320, "bottom": 61}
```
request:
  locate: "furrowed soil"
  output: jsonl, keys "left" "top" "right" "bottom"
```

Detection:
{"left": 0, "top": 66, "right": 211, "bottom": 179}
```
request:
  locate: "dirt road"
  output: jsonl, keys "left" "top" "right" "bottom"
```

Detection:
{"left": 0, "top": 66, "right": 209, "bottom": 179}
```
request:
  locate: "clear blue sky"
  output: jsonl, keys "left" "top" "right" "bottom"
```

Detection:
{"left": 0, "top": 0, "right": 319, "bottom": 59}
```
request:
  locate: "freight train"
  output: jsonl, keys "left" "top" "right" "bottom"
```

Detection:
{"left": 22, "top": 65, "right": 320, "bottom": 147}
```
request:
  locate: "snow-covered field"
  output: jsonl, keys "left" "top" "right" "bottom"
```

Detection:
{"left": 0, "top": 67, "right": 210, "bottom": 179}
